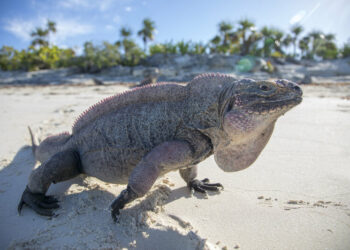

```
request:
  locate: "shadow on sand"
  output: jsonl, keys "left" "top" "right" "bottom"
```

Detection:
{"left": 2, "top": 145, "right": 211, "bottom": 249}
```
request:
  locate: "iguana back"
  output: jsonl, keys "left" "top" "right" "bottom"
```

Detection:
{"left": 72, "top": 83, "right": 188, "bottom": 134}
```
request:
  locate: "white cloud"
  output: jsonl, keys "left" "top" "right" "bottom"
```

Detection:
{"left": 125, "top": 6, "right": 132, "bottom": 12}
{"left": 4, "top": 19, "right": 40, "bottom": 41}
{"left": 98, "top": 0, "right": 113, "bottom": 11}
{"left": 105, "top": 24, "right": 115, "bottom": 31}
{"left": 113, "top": 16, "right": 121, "bottom": 24}
{"left": 60, "top": 0, "right": 115, "bottom": 12}
{"left": 51, "top": 19, "right": 94, "bottom": 44}
{"left": 4, "top": 18, "right": 94, "bottom": 46}
{"left": 289, "top": 10, "right": 307, "bottom": 25}
{"left": 289, "top": 2, "right": 321, "bottom": 25}
{"left": 60, "top": 0, "right": 89, "bottom": 9}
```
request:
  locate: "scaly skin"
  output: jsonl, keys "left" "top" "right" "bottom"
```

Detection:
{"left": 18, "top": 73, "right": 302, "bottom": 221}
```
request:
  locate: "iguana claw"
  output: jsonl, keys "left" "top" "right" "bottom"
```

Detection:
{"left": 110, "top": 185, "right": 138, "bottom": 222}
{"left": 189, "top": 178, "right": 224, "bottom": 194}
{"left": 18, "top": 186, "right": 59, "bottom": 217}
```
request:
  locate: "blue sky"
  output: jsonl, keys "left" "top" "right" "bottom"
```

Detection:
{"left": 0, "top": 0, "right": 349, "bottom": 53}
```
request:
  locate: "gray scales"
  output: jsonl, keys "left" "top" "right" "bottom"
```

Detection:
{"left": 18, "top": 73, "right": 303, "bottom": 221}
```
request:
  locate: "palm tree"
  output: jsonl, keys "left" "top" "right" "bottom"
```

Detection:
{"left": 119, "top": 27, "right": 133, "bottom": 55}
{"left": 324, "top": 34, "right": 335, "bottom": 42}
{"left": 298, "top": 36, "right": 310, "bottom": 58}
{"left": 47, "top": 20, "right": 57, "bottom": 33}
{"left": 31, "top": 28, "right": 49, "bottom": 47}
{"left": 118, "top": 27, "right": 145, "bottom": 65}
{"left": 47, "top": 20, "right": 56, "bottom": 46}
{"left": 244, "top": 31, "right": 262, "bottom": 55}
{"left": 120, "top": 27, "right": 132, "bottom": 39}
{"left": 291, "top": 25, "right": 303, "bottom": 57}
{"left": 282, "top": 34, "right": 293, "bottom": 54}
{"left": 308, "top": 30, "right": 323, "bottom": 58}
{"left": 271, "top": 29, "right": 284, "bottom": 54}
{"left": 30, "top": 20, "right": 57, "bottom": 48}
{"left": 137, "top": 18, "right": 156, "bottom": 52}
{"left": 237, "top": 18, "right": 255, "bottom": 55}
{"left": 218, "top": 21, "right": 233, "bottom": 47}
{"left": 210, "top": 35, "right": 221, "bottom": 53}
{"left": 261, "top": 26, "right": 274, "bottom": 57}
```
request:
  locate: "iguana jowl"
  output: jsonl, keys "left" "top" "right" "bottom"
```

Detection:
{"left": 18, "top": 73, "right": 303, "bottom": 221}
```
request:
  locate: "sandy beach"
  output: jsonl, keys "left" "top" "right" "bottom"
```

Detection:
{"left": 0, "top": 83, "right": 349, "bottom": 250}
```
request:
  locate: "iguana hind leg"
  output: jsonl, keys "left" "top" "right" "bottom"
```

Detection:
{"left": 18, "top": 149, "right": 82, "bottom": 216}
{"left": 179, "top": 166, "right": 224, "bottom": 194}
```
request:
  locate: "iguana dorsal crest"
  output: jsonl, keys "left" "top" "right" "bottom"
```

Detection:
{"left": 72, "top": 83, "right": 187, "bottom": 133}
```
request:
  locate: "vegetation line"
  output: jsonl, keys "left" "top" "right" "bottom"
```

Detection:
{"left": 1, "top": 18, "right": 349, "bottom": 72}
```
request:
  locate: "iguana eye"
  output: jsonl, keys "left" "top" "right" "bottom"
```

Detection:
{"left": 260, "top": 85, "right": 269, "bottom": 91}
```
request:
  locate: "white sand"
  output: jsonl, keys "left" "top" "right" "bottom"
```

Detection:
{"left": 0, "top": 84, "right": 349, "bottom": 250}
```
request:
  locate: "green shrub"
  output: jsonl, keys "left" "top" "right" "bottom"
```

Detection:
{"left": 0, "top": 46, "right": 20, "bottom": 70}
{"left": 0, "top": 45, "right": 75, "bottom": 71}
{"left": 149, "top": 41, "right": 177, "bottom": 55}
{"left": 149, "top": 43, "right": 166, "bottom": 55}
{"left": 163, "top": 41, "right": 177, "bottom": 54}
{"left": 341, "top": 44, "right": 350, "bottom": 58}
{"left": 78, "top": 41, "right": 121, "bottom": 72}
{"left": 177, "top": 40, "right": 191, "bottom": 55}
{"left": 120, "top": 39, "right": 145, "bottom": 66}
{"left": 316, "top": 41, "right": 338, "bottom": 60}
{"left": 192, "top": 42, "right": 207, "bottom": 54}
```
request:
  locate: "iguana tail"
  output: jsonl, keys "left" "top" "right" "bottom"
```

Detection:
{"left": 28, "top": 126, "right": 37, "bottom": 156}
{"left": 28, "top": 126, "right": 72, "bottom": 163}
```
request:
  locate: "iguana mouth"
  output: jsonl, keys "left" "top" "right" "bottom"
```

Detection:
{"left": 246, "top": 97, "right": 302, "bottom": 114}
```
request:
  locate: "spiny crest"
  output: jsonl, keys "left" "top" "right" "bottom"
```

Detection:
{"left": 187, "top": 73, "right": 238, "bottom": 101}
{"left": 192, "top": 72, "right": 236, "bottom": 82}
{"left": 72, "top": 82, "right": 187, "bottom": 133}
{"left": 189, "top": 73, "right": 237, "bottom": 91}
{"left": 193, "top": 73, "right": 258, "bottom": 87}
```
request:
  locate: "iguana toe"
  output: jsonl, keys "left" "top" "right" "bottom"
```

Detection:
{"left": 111, "top": 208, "right": 120, "bottom": 223}
{"left": 18, "top": 186, "right": 59, "bottom": 217}
{"left": 189, "top": 178, "right": 224, "bottom": 194}
{"left": 201, "top": 178, "right": 210, "bottom": 183}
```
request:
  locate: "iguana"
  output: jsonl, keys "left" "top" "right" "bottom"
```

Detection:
{"left": 18, "top": 73, "right": 303, "bottom": 221}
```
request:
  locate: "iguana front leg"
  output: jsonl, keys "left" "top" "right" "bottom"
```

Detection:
{"left": 110, "top": 141, "right": 193, "bottom": 221}
{"left": 179, "top": 165, "right": 223, "bottom": 194}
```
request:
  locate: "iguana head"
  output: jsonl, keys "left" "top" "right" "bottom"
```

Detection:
{"left": 187, "top": 73, "right": 302, "bottom": 172}
{"left": 214, "top": 78, "right": 302, "bottom": 171}
{"left": 219, "top": 78, "right": 302, "bottom": 138}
